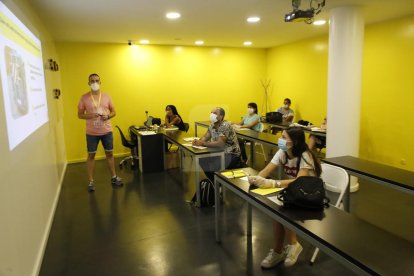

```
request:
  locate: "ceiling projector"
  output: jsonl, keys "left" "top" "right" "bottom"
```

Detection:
{"left": 284, "top": 0, "right": 325, "bottom": 24}
{"left": 284, "top": 9, "right": 314, "bottom": 22}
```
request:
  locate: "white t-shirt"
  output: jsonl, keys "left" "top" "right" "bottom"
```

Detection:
{"left": 270, "top": 149, "right": 316, "bottom": 179}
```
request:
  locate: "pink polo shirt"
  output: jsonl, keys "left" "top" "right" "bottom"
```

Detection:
{"left": 78, "top": 91, "right": 114, "bottom": 136}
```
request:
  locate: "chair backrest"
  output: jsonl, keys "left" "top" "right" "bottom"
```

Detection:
{"left": 258, "top": 123, "right": 265, "bottom": 132}
{"left": 115, "top": 125, "right": 135, "bottom": 148}
{"left": 321, "top": 163, "right": 349, "bottom": 208}
{"left": 183, "top": 122, "right": 190, "bottom": 132}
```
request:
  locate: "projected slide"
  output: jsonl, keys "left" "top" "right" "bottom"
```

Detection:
{"left": 0, "top": 2, "right": 48, "bottom": 150}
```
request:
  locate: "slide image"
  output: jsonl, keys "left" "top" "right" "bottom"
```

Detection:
{"left": 5, "top": 46, "right": 28, "bottom": 118}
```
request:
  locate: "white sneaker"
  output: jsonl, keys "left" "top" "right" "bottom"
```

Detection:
{"left": 261, "top": 249, "right": 285, "bottom": 268}
{"left": 284, "top": 242, "right": 303, "bottom": 267}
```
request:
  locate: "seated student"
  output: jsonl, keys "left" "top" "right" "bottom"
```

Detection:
{"left": 276, "top": 98, "right": 294, "bottom": 123}
{"left": 248, "top": 127, "right": 322, "bottom": 269}
{"left": 163, "top": 105, "right": 186, "bottom": 131}
{"left": 271, "top": 98, "right": 294, "bottom": 134}
{"left": 308, "top": 117, "right": 327, "bottom": 152}
{"left": 233, "top": 102, "right": 261, "bottom": 163}
{"left": 193, "top": 107, "right": 242, "bottom": 183}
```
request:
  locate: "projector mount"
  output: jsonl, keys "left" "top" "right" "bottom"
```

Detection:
{"left": 285, "top": 0, "right": 326, "bottom": 24}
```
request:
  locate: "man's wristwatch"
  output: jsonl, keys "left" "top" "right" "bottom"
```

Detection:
{"left": 272, "top": 181, "right": 282, "bottom": 188}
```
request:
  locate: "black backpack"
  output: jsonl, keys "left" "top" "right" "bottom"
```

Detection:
{"left": 191, "top": 179, "right": 216, "bottom": 207}
{"left": 277, "top": 176, "right": 329, "bottom": 210}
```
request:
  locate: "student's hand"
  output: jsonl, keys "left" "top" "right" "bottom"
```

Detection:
{"left": 193, "top": 139, "right": 204, "bottom": 146}
{"left": 248, "top": 176, "right": 274, "bottom": 188}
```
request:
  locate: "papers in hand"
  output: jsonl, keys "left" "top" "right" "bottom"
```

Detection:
{"left": 221, "top": 170, "right": 248, "bottom": 178}
{"left": 138, "top": 131, "right": 157, "bottom": 135}
{"left": 165, "top": 127, "right": 179, "bottom": 131}
{"left": 183, "top": 137, "right": 200, "bottom": 142}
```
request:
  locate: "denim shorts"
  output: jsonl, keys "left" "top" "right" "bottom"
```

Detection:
{"left": 86, "top": 132, "right": 113, "bottom": 153}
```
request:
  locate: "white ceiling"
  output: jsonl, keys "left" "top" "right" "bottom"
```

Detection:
{"left": 29, "top": 0, "right": 414, "bottom": 48}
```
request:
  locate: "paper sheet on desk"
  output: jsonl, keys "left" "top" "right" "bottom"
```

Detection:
{"left": 165, "top": 127, "right": 179, "bottom": 131}
{"left": 182, "top": 143, "right": 207, "bottom": 149}
{"left": 138, "top": 131, "right": 157, "bottom": 135}
{"left": 310, "top": 127, "right": 326, "bottom": 132}
{"left": 250, "top": 187, "right": 284, "bottom": 196}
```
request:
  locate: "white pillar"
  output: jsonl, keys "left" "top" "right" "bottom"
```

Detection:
{"left": 326, "top": 6, "right": 364, "bottom": 158}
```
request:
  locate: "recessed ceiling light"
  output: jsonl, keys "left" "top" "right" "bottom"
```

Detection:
{"left": 247, "top": 16, "right": 260, "bottom": 23}
{"left": 313, "top": 19, "right": 326, "bottom": 26}
{"left": 166, "top": 12, "right": 181, "bottom": 19}
{"left": 243, "top": 41, "right": 252, "bottom": 46}
{"left": 139, "top": 39, "right": 150, "bottom": 44}
{"left": 195, "top": 40, "right": 204, "bottom": 45}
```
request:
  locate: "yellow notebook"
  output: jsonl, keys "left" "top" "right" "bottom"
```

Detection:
{"left": 250, "top": 187, "right": 284, "bottom": 195}
{"left": 221, "top": 170, "right": 247, "bottom": 178}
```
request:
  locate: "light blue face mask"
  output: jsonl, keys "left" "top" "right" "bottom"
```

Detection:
{"left": 278, "top": 138, "right": 289, "bottom": 151}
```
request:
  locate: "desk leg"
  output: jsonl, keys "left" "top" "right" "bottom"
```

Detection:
{"left": 250, "top": 141, "right": 256, "bottom": 168}
{"left": 344, "top": 177, "right": 350, "bottom": 212}
{"left": 195, "top": 156, "right": 201, "bottom": 207}
{"left": 215, "top": 176, "right": 221, "bottom": 242}
{"left": 247, "top": 203, "right": 252, "bottom": 237}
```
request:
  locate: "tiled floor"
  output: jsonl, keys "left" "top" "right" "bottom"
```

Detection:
{"left": 39, "top": 152, "right": 413, "bottom": 276}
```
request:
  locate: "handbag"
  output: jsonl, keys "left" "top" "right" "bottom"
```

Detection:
{"left": 265, "top": 112, "right": 283, "bottom": 123}
{"left": 277, "top": 176, "right": 329, "bottom": 210}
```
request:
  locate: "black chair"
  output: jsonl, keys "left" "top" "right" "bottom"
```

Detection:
{"left": 115, "top": 125, "right": 136, "bottom": 169}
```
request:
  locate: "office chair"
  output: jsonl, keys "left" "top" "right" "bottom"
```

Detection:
{"left": 115, "top": 125, "right": 136, "bottom": 169}
{"left": 310, "top": 163, "right": 349, "bottom": 264}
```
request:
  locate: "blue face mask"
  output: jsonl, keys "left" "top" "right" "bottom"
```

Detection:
{"left": 278, "top": 138, "right": 289, "bottom": 151}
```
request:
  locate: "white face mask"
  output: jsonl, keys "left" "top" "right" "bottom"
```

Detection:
{"left": 210, "top": 113, "right": 218, "bottom": 123}
{"left": 247, "top": 108, "right": 254, "bottom": 114}
{"left": 90, "top": 82, "right": 100, "bottom": 92}
{"left": 284, "top": 104, "right": 289, "bottom": 109}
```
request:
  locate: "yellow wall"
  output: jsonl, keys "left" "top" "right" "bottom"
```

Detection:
{"left": 58, "top": 16, "right": 414, "bottom": 171}
{"left": 360, "top": 15, "right": 414, "bottom": 169}
{"left": 58, "top": 43, "right": 267, "bottom": 162}
{"left": 266, "top": 15, "right": 414, "bottom": 171}
{"left": 266, "top": 36, "right": 329, "bottom": 124}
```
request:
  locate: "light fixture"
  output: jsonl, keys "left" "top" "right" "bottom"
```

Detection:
{"left": 243, "top": 41, "right": 252, "bottom": 46}
{"left": 166, "top": 12, "right": 181, "bottom": 19}
{"left": 139, "top": 39, "right": 150, "bottom": 44}
{"left": 128, "top": 40, "right": 132, "bottom": 46}
{"left": 247, "top": 16, "right": 260, "bottom": 23}
{"left": 195, "top": 40, "right": 204, "bottom": 45}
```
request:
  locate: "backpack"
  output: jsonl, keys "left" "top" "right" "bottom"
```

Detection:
{"left": 277, "top": 176, "right": 329, "bottom": 210}
{"left": 191, "top": 179, "right": 216, "bottom": 207}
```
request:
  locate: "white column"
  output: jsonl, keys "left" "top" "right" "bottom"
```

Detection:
{"left": 326, "top": 6, "right": 364, "bottom": 158}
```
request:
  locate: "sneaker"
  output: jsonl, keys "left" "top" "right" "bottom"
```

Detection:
{"left": 88, "top": 181, "right": 95, "bottom": 192}
{"left": 111, "top": 176, "right": 123, "bottom": 188}
{"left": 284, "top": 242, "right": 303, "bottom": 267}
{"left": 261, "top": 249, "right": 285, "bottom": 269}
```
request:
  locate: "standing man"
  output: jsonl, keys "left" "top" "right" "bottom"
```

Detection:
{"left": 78, "top": 73, "right": 123, "bottom": 192}
{"left": 193, "top": 107, "right": 242, "bottom": 183}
